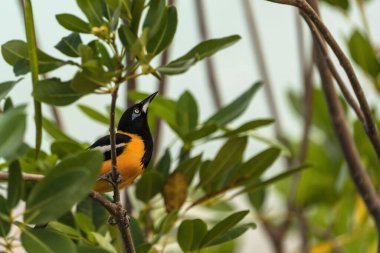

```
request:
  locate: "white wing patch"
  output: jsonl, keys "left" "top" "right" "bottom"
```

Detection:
{"left": 93, "top": 143, "right": 126, "bottom": 153}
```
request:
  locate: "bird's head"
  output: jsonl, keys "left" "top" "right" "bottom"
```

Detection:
{"left": 117, "top": 91, "right": 158, "bottom": 134}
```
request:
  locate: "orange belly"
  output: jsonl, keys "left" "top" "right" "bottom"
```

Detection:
{"left": 93, "top": 133, "right": 145, "bottom": 192}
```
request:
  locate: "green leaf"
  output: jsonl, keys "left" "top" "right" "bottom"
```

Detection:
{"left": 78, "top": 104, "right": 109, "bottom": 124}
{"left": 0, "top": 195, "right": 11, "bottom": 237}
{"left": 156, "top": 148, "right": 171, "bottom": 179}
{"left": 177, "top": 219, "right": 208, "bottom": 251}
{"left": 118, "top": 25, "right": 142, "bottom": 60}
{"left": 235, "top": 165, "right": 311, "bottom": 197}
{"left": 230, "top": 147, "right": 281, "bottom": 184}
{"left": 147, "top": 6, "right": 177, "bottom": 56}
{"left": 321, "top": 0, "right": 349, "bottom": 11}
{"left": 199, "top": 137, "right": 247, "bottom": 189}
{"left": 176, "top": 91, "right": 198, "bottom": 138}
{"left": 33, "top": 78, "right": 83, "bottom": 106}
{"left": 77, "top": 0, "right": 104, "bottom": 26}
{"left": 184, "top": 124, "right": 218, "bottom": 142}
{"left": 200, "top": 210, "right": 249, "bottom": 247}
{"left": 143, "top": 0, "right": 166, "bottom": 40}
{"left": 24, "top": 151, "right": 103, "bottom": 224}
{"left": 107, "top": 0, "right": 132, "bottom": 22}
{"left": 77, "top": 244, "right": 111, "bottom": 253}
{"left": 90, "top": 232, "right": 117, "bottom": 253}
{"left": 0, "top": 106, "right": 26, "bottom": 159}
{"left": 222, "top": 119, "right": 274, "bottom": 137}
{"left": 206, "top": 223, "right": 256, "bottom": 247}
{"left": 42, "top": 117, "right": 75, "bottom": 142}
{"left": 158, "top": 35, "right": 241, "bottom": 75}
{"left": 135, "top": 170, "right": 164, "bottom": 203}
{"left": 1, "top": 40, "right": 65, "bottom": 75}
{"left": 247, "top": 187, "right": 266, "bottom": 211}
{"left": 7, "top": 160, "right": 23, "bottom": 209}
{"left": 130, "top": 217, "right": 145, "bottom": 247}
{"left": 55, "top": 33, "right": 82, "bottom": 57}
{"left": 130, "top": 0, "right": 145, "bottom": 34}
{"left": 56, "top": 14, "right": 91, "bottom": 33}
{"left": 176, "top": 155, "right": 202, "bottom": 185}
{"left": 0, "top": 79, "right": 21, "bottom": 101}
{"left": 157, "top": 211, "right": 178, "bottom": 235}
{"left": 75, "top": 212, "right": 95, "bottom": 233}
{"left": 348, "top": 30, "right": 380, "bottom": 79}
{"left": 50, "top": 140, "right": 83, "bottom": 159}
{"left": 48, "top": 221, "right": 81, "bottom": 240}
{"left": 207, "top": 82, "right": 262, "bottom": 126}
{"left": 21, "top": 227, "right": 77, "bottom": 253}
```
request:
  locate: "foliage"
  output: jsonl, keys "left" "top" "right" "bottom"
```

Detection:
{"left": 0, "top": 0, "right": 303, "bottom": 252}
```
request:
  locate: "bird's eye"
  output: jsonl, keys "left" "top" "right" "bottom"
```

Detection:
{"left": 134, "top": 108, "right": 140, "bottom": 114}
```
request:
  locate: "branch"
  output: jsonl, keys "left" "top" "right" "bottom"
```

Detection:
{"left": 265, "top": 0, "right": 380, "bottom": 162}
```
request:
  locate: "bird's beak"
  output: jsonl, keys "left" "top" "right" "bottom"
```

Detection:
{"left": 141, "top": 91, "right": 158, "bottom": 113}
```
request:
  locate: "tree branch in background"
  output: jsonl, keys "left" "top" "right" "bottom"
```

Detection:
{"left": 242, "top": 0, "right": 284, "bottom": 141}
{"left": 266, "top": 0, "right": 380, "bottom": 162}
{"left": 195, "top": 0, "right": 222, "bottom": 109}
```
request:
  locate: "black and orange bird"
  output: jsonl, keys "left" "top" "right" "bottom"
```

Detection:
{"left": 89, "top": 92, "right": 157, "bottom": 192}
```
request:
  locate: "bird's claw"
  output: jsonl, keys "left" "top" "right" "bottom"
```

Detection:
{"left": 107, "top": 212, "right": 130, "bottom": 227}
{"left": 98, "top": 172, "right": 123, "bottom": 186}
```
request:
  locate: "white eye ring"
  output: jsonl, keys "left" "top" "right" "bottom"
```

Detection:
{"left": 134, "top": 108, "right": 140, "bottom": 114}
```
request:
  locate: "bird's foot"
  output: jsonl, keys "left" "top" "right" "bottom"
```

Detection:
{"left": 98, "top": 172, "right": 123, "bottom": 187}
{"left": 107, "top": 212, "right": 130, "bottom": 227}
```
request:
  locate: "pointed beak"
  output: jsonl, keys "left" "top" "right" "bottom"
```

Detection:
{"left": 141, "top": 91, "right": 158, "bottom": 113}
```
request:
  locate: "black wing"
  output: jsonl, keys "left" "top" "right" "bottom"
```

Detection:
{"left": 88, "top": 133, "right": 131, "bottom": 161}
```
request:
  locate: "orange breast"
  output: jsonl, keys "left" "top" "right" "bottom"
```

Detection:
{"left": 93, "top": 132, "right": 145, "bottom": 192}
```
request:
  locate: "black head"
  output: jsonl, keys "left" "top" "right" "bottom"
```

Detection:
{"left": 117, "top": 92, "right": 158, "bottom": 135}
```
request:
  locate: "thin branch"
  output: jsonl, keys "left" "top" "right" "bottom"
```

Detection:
{"left": 242, "top": 0, "right": 284, "bottom": 140}
{"left": 265, "top": 0, "right": 380, "bottom": 162}
{"left": 0, "top": 172, "right": 43, "bottom": 182}
{"left": 195, "top": 0, "right": 222, "bottom": 109}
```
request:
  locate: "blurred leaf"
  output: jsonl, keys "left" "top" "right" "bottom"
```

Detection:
{"left": 24, "top": 151, "right": 103, "bottom": 224}
{"left": 50, "top": 140, "right": 83, "bottom": 159}
{"left": 206, "top": 222, "right": 256, "bottom": 247}
{"left": 56, "top": 14, "right": 91, "bottom": 33}
{"left": 348, "top": 30, "right": 380, "bottom": 79}
{"left": 230, "top": 147, "right": 281, "bottom": 184}
{"left": 77, "top": 0, "right": 104, "bottom": 26}
{"left": 177, "top": 219, "right": 208, "bottom": 251}
{"left": 75, "top": 212, "right": 95, "bottom": 233}
{"left": 136, "top": 170, "right": 164, "bottom": 203}
{"left": 0, "top": 79, "right": 21, "bottom": 100}
{"left": 158, "top": 35, "right": 241, "bottom": 75}
{"left": 200, "top": 210, "right": 249, "bottom": 247}
{"left": 221, "top": 119, "right": 274, "bottom": 138}
{"left": 176, "top": 154, "right": 202, "bottom": 185}
{"left": 1, "top": 40, "right": 65, "bottom": 75}
{"left": 143, "top": 0, "right": 166, "bottom": 41}
{"left": 48, "top": 221, "right": 81, "bottom": 240}
{"left": 0, "top": 195, "right": 11, "bottom": 237}
{"left": 156, "top": 148, "right": 171, "bottom": 179}
{"left": 176, "top": 91, "right": 198, "bottom": 138}
{"left": 78, "top": 104, "right": 109, "bottom": 124}
{"left": 207, "top": 82, "right": 262, "bottom": 127}
{"left": 77, "top": 244, "right": 111, "bottom": 253}
{"left": 157, "top": 211, "right": 178, "bottom": 235}
{"left": 107, "top": 0, "right": 132, "bottom": 21}
{"left": 0, "top": 106, "right": 26, "bottom": 159}
{"left": 90, "top": 232, "right": 117, "bottom": 253}
{"left": 118, "top": 25, "right": 142, "bottom": 60}
{"left": 42, "top": 117, "right": 75, "bottom": 142}
{"left": 91, "top": 40, "right": 116, "bottom": 70}
{"left": 235, "top": 165, "right": 310, "bottom": 197}
{"left": 199, "top": 137, "right": 247, "bottom": 190}
{"left": 321, "top": 0, "right": 349, "bottom": 11}
{"left": 130, "top": 217, "right": 145, "bottom": 247}
{"left": 163, "top": 171, "right": 188, "bottom": 213}
{"left": 247, "top": 185, "right": 266, "bottom": 211}
{"left": 55, "top": 33, "right": 82, "bottom": 57}
{"left": 185, "top": 124, "right": 218, "bottom": 142}
{"left": 7, "top": 160, "right": 23, "bottom": 209}
{"left": 21, "top": 227, "right": 76, "bottom": 253}
{"left": 130, "top": 0, "right": 145, "bottom": 34}
{"left": 147, "top": 6, "right": 177, "bottom": 56}
{"left": 34, "top": 78, "right": 83, "bottom": 106}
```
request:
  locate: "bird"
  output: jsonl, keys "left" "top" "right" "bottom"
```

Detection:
{"left": 88, "top": 91, "right": 158, "bottom": 192}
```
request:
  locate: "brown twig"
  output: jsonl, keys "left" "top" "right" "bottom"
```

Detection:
{"left": 0, "top": 172, "right": 43, "bottom": 181}
{"left": 195, "top": 0, "right": 222, "bottom": 109}
{"left": 242, "top": 0, "right": 284, "bottom": 141}
{"left": 265, "top": 0, "right": 380, "bottom": 162}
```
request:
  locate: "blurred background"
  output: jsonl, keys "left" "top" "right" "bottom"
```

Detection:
{"left": 1, "top": 0, "right": 380, "bottom": 252}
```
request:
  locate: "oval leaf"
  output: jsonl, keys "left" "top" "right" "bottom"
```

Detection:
{"left": 7, "top": 160, "right": 23, "bottom": 209}
{"left": 163, "top": 171, "right": 188, "bottom": 213}
{"left": 135, "top": 170, "right": 164, "bottom": 203}
{"left": 177, "top": 219, "right": 208, "bottom": 252}
{"left": 24, "top": 150, "right": 103, "bottom": 224}
{"left": 56, "top": 14, "right": 91, "bottom": 33}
